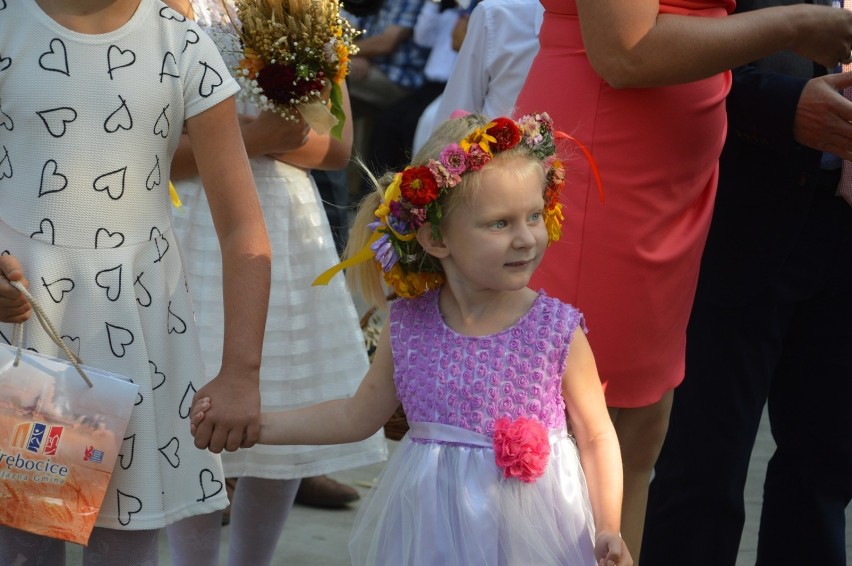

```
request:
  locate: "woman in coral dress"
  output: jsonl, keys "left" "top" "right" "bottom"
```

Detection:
{"left": 515, "top": 0, "right": 852, "bottom": 558}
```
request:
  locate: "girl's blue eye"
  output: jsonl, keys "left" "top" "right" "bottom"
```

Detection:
{"left": 493, "top": 220, "right": 508, "bottom": 229}
{"left": 530, "top": 212, "right": 542, "bottom": 222}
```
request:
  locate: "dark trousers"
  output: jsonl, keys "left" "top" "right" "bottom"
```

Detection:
{"left": 642, "top": 185, "right": 852, "bottom": 566}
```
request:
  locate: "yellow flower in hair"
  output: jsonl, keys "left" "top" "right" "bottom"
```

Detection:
{"left": 544, "top": 202, "right": 564, "bottom": 245}
{"left": 460, "top": 124, "right": 498, "bottom": 156}
{"left": 383, "top": 264, "right": 445, "bottom": 299}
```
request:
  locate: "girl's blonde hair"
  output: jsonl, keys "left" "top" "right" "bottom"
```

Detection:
{"left": 345, "top": 114, "right": 549, "bottom": 308}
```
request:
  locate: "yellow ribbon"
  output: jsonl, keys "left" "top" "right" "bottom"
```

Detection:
{"left": 169, "top": 181, "right": 182, "bottom": 208}
{"left": 312, "top": 231, "right": 382, "bottom": 286}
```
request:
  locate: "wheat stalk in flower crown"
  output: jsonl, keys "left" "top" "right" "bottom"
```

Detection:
{"left": 230, "top": 0, "right": 359, "bottom": 139}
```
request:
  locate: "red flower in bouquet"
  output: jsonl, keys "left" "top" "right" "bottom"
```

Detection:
{"left": 400, "top": 166, "right": 440, "bottom": 207}
{"left": 256, "top": 64, "right": 326, "bottom": 105}
{"left": 486, "top": 117, "right": 522, "bottom": 152}
{"left": 493, "top": 416, "right": 550, "bottom": 483}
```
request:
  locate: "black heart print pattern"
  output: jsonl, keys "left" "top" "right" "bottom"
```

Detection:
{"left": 158, "top": 438, "right": 180, "bottom": 469}
{"left": 119, "top": 435, "right": 135, "bottom": 470}
{"left": 95, "top": 228, "right": 125, "bottom": 249}
{"left": 37, "top": 107, "right": 77, "bottom": 138}
{"left": 0, "top": 101, "right": 13, "bottom": 131}
{"left": 93, "top": 167, "right": 127, "bottom": 200}
{"left": 61, "top": 335, "right": 81, "bottom": 359}
{"left": 159, "top": 6, "right": 186, "bottom": 22}
{"left": 198, "top": 61, "right": 223, "bottom": 98}
{"left": 95, "top": 265, "right": 122, "bottom": 302}
{"left": 146, "top": 156, "right": 161, "bottom": 191}
{"left": 104, "top": 95, "right": 132, "bottom": 133}
{"left": 31, "top": 219, "right": 55, "bottom": 244}
{"left": 179, "top": 382, "right": 197, "bottom": 419}
{"left": 0, "top": 1, "right": 6, "bottom": 9}
{"left": 160, "top": 51, "right": 179, "bottom": 82}
{"left": 196, "top": 469, "right": 223, "bottom": 502}
{"left": 134, "top": 271, "right": 152, "bottom": 307}
{"left": 116, "top": 490, "right": 143, "bottom": 526}
{"left": 106, "top": 322, "right": 134, "bottom": 358}
{"left": 167, "top": 301, "right": 187, "bottom": 335}
{"left": 149, "top": 360, "right": 166, "bottom": 390}
{"left": 153, "top": 106, "right": 170, "bottom": 138}
{"left": 42, "top": 276, "right": 74, "bottom": 303}
{"left": 39, "top": 160, "right": 68, "bottom": 197}
{"left": 0, "top": 329, "right": 11, "bottom": 346}
{"left": 128, "top": 379, "right": 143, "bottom": 406}
{"left": 149, "top": 227, "right": 169, "bottom": 263}
{"left": 182, "top": 29, "right": 199, "bottom": 53}
{"left": 39, "top": 38, "right": 69, "bottom": 76}
{"left": 107, "top": 45, "right": 136, "bottom": 79}
{"left": 0, "top": 146, "right": 11, "bottom": 180}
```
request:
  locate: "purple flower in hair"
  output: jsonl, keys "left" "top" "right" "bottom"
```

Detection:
{"left": 371, "top": 233, "right": 399, "bottom": 272}
{"left": 440, "top": 143, "right": 468, "bottom": 175}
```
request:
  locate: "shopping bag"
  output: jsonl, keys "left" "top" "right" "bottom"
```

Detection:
{"left": 0, "top": 343, "right": 138, "bottom": 545}
{"left": 0, "top": 281, "right": 139, "bottom": 547}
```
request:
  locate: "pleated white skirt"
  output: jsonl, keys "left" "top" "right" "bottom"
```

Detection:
{"left": 172, "top": 157, "right": 387, "bottom": 478}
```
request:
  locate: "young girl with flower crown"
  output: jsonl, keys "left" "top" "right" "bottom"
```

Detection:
{"left": 191, "top": 112, "right": 632, "bottom": 566}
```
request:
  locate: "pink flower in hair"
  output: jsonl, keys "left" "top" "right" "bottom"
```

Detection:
{"left": 465, "top": 144, "right": 491, "bottom": 171}
{"left": 440, "top": 143, "right": 468, "bottom": 175}
{"left": 492, "top": 416, "right": 550, "bottom": 483}
{"left": 428, "top": 159, "right": 462, "bottom": 188}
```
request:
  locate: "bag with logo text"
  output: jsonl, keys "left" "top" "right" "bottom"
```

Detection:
{"left": 0, "top": 342, "right": 137, "bottom": 545}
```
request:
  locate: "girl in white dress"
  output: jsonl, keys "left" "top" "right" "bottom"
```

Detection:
{"left": 165, "top": 1, "right": 387, "bottom": 564}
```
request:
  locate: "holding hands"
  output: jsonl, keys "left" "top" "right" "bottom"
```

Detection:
{"left": 190, "top": 374, "right": 260, "bottom": 453}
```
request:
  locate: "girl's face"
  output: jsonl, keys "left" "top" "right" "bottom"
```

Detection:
{"left": 438, "top": 157, "right": 548, "bottom": 293}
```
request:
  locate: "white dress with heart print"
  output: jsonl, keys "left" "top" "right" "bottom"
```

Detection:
{"left": 0, "top": 0, "right": 237, "bottom": 529}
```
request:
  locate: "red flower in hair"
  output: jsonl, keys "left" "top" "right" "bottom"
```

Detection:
{"left": 486, "top": 117, "right": 523, "bottom": 152}
{"left": 400, "top": 166, "right": 440, "bottom": 206}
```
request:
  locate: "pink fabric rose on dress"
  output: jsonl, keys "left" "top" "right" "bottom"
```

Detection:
{"left": 492, "top": 416, "right": 550, "bottom": 483}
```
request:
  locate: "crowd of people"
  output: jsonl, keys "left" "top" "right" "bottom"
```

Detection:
{"left": 0, "top": 0, "right": 850, "bottom": 565}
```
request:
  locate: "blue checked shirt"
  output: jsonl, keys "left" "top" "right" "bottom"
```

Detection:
{"left": 359, "top": 0, "right": 431, "bottom": 90}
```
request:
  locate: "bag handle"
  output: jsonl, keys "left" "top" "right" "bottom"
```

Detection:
{"left": 9, "top": 280, "right": 94, "bottom": 388}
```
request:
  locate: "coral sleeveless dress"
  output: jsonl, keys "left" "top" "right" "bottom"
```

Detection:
{"left": 349, "top": 291, "right": 596, "bottom": 565}
{"left": 516, "top": 0, "right": 734, "bottom": 407}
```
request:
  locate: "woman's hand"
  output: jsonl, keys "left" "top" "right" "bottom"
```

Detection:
{"left": 241, "top": 111, "right": 310, "bottom": 157}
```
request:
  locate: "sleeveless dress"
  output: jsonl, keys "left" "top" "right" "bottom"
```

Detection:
{"left": 171, "top": 0, "right": 388, "bottom": 479}
{"left": 515, "top": 0, "right": 734, "bottom": 407}
{"left": 349, "top": 290, "right": 597, "bottom": 565}
{"left": 0, "top": 0, "right": 234, "bottom": 529}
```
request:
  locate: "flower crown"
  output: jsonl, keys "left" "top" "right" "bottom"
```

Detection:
{"left": 314, "top": 112, "right": 602, "bottom": 299}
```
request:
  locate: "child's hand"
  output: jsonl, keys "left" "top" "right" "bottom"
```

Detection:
{"left": 0, "top": 255, "right": 32, "bottom": 324}
{"left": 189, "top": 396, "right": 211, "bottom": 436}
{"left": 191, "top": 371, "right": 261, "bottom": 453}
{"left": 595, "top": 531, "right": 632, "bottom": 566}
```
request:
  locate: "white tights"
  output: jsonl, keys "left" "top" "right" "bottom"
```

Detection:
{"left": 166, "top": 477, "right": 300, "bottom": 566}
{"left": 0, "top": 525, "right": 159, "bottom": 565}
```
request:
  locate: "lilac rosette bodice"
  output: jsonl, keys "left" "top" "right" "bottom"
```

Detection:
{"left": 390, "top": 290, "right": 587, "bottom": 436}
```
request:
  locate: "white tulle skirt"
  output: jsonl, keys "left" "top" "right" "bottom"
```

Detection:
{"left": 349, "top": 422, "right": 597, "bottom": 565}
{"left": 172, "top": 157, "right": 387, "bottom": 478}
